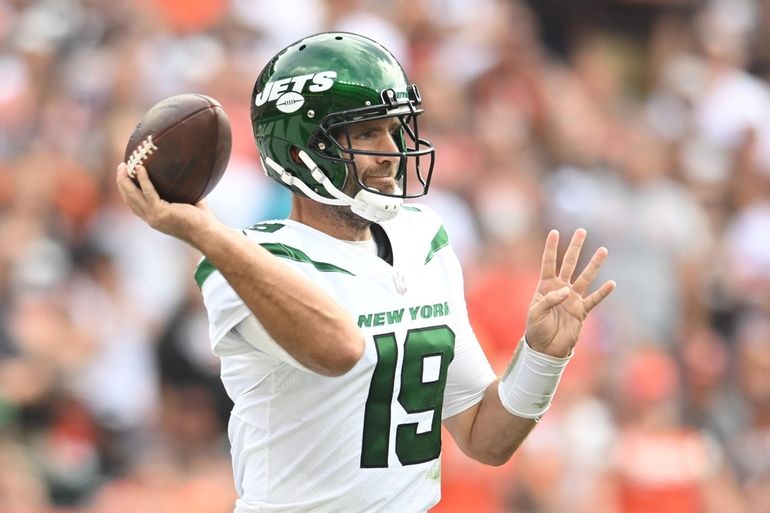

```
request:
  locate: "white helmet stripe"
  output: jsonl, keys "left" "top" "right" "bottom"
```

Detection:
{"left": 264, "top": 152, "right": 402, "bottom": 222}
{"left": 264, "top": 156, "right": 347, "bottom": 206}
{"left": 297, "top": 151, "right": 402, "bottom": 221}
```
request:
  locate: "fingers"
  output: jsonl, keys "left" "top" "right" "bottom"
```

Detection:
{"left": 116, "top": 162, "right": 133, "bottom": 190}
{"left": 572, "top": 246, "right": 608, "bottom": 295}
{"left": 540, "top": 229, "right": 559, "bottom": 280}
{"left": 133, "top": 164, "right": 161, "bottom": 203}
{"left": 558, "top": 228, "right": 587, "bottom": 282}
{"left": 116, "top": 163, "right": 160, "bottom": 221}
{"left": 583, "top": 280, "right": 616, "bottom": 313}
{"left": 529, "top": 286, "right": 570, "bottom": 322}
{"left": 116, "top": 163, "right": 144, "bottom": 208}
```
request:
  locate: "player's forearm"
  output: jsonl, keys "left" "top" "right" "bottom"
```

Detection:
{"left": 462, "top": 381, "right": 537, "bottom": 466}
{"left": 192, "top": 222, "right": 365, "bottom": 376}
{"left": 452, "top": 339, "right": 572, "bottom": 465}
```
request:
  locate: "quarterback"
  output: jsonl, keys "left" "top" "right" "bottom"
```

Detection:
{"left": 116, "top": 32, "right": 615, "bottom": 512}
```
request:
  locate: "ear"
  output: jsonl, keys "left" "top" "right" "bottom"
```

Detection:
{"left": 289, "top": 146, "right": 302, "bottom": 165}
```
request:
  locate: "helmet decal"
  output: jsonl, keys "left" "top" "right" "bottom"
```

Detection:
{"left": 254, "top": 71, "right": 338, "bottom": 108}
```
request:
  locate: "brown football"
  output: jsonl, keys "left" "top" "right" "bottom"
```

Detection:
{"left": 124, "top": 93, "right": 231, "bottom": 204}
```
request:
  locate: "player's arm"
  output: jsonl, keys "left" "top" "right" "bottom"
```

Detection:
{"left": 444, "top": 380, "right": 532, "bottom": 465}
{"left": 116, "top": 163, "right": 365, "bottom": 376}
{"left": 445, "top": 229, "right": 615, "bottom": 465}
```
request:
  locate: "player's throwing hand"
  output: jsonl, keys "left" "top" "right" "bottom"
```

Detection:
{"left": 115, "top": 162, "right": 218, "bottom": 245}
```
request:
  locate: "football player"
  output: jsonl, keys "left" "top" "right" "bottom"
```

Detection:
{"left": 116, "top": 32, "right": 615, "bottom": 513}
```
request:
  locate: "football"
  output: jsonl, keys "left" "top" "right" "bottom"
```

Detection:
{"left": 124, "top": 93, "right": 231, "bottom": 204}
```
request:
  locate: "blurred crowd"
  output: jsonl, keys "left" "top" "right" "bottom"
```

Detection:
{"left": 1, "top": 0, "right": 769, "bottom": 512}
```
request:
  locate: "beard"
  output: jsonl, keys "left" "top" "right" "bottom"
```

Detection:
{"left": 326, "top": 161, "right": 399, "bottom": 230}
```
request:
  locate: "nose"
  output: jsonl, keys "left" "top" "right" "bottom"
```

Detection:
{"left": 375, "top": 131, "right": 399, "bottom": 164}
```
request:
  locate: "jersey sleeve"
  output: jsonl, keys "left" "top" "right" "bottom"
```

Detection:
{"left": 442, "top": 306, "right": 496, "bottom": 419}
{"left": 198, "top": 262, "right": 309, "bottom": 371}
{"left": 199, "top": 270, "right": 252, "bottom": 356}
{"left": 436, "top": 226, "right": 496, "bottom": 419}
{"left": 231, "top": 315, "right": 310, "bottom": 371}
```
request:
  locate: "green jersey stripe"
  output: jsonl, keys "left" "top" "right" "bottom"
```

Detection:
{"left": 247, "top": 222, "right": 285, "bottom": 233}
{"left": 424, "top": 225, "right": 449, "bottom": 264}
{"left": 261, "top": 243, "right": 354, "bottom": 275}
{"left": 195, "top": 258, "right": 217, "bottom": 288}
{"left": 194, "top": 242, "right": 355, "bottom": 288}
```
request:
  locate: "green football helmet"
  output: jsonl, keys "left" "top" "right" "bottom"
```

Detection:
{"left": 250, "top": 32, "right": 435, "bottom": 222}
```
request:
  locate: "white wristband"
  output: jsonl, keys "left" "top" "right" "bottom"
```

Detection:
{"left": 497, "top": 337, "right": 572, "bottom": 420}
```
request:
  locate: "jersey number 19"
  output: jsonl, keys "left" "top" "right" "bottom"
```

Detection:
{"left": 360, "top": 325, "right": 455, "bottom": 468}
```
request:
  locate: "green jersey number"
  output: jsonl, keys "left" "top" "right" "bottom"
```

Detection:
{"left": 361, "top": 325, "right": 455, "bottom": 468}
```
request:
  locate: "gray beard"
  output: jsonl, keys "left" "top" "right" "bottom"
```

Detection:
{"left": 327, "top": 202, "right": 371, "bottom": 231}
{"left": 327, "top": 169, "right": 371, "bottom": 231}
{"left": 324, "top": 162, "right": 399, "bottom": 231}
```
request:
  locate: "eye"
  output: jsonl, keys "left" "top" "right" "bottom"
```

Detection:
{"left": 353, "top": 128, "right": 378, "bottom": 140}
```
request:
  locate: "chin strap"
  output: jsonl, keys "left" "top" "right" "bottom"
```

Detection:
{"left": 264, "top": 151, "right": 402, "bottom": 222}
{"left": 350, "top": 188, "right": 402, "bottom": 223}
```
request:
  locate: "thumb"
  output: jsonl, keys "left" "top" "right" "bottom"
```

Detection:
{"left": 195, "top": 199, "right": 212, "bottom": 213}
{"left": 530, "top": 286, "right": 570, "bottom": 321}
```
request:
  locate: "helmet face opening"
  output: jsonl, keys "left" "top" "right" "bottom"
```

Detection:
{"left": 251, "top": 32, "right": 436, "bottom": 217}
{"left": 308, "top": 90, "right": 435, "bottom": 199}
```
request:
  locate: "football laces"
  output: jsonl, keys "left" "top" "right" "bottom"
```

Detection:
{"left": 126, "top": 135, "right": 158, "bottom": 178}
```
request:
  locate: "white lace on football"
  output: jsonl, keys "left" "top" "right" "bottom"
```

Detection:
{"left": 126, "top": 135, "right": 158, "bottom": 178}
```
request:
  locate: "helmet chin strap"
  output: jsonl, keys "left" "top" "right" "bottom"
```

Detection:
{"left": 350, "top": 188, "right": 402, "bottom": 222}
{"left": 264, "top": 151, "right": 402, "bottom": 222}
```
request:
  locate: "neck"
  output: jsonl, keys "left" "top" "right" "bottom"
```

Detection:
{"left": 290, "top": 195, "right": 372, "bottom": 241}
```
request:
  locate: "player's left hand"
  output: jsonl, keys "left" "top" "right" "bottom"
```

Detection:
{"left": 525, "top": 229, "right": 615, "bottom": 358}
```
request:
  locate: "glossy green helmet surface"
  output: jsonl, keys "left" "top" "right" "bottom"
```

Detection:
{"left": 250, "top": 32, "right": 434, "bottom": 215}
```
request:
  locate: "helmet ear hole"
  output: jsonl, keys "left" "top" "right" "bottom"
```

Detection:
{"left": 289, "top": 146, "right": 303, "bottom": 165}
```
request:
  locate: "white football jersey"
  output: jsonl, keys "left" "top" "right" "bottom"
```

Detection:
{"left": 196, "top": 205, "right": 495, "bottom": 513}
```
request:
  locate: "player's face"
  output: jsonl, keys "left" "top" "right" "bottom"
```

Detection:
{"left": 324, "top": 117, "right": 402, "bottom": 230}
{"left": 340, "top": 118, "right": 401, "bottom": 196}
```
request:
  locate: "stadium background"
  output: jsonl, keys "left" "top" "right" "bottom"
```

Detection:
{"left": 1, "top": 0, "right": 769, "bottom": 511}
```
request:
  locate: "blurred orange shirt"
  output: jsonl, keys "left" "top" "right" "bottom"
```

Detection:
{"left": 466, "top": 267, "right": 538, "bottom": 372}
{"left": 613, "top": 429, "right": 716, "bottom": 513}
